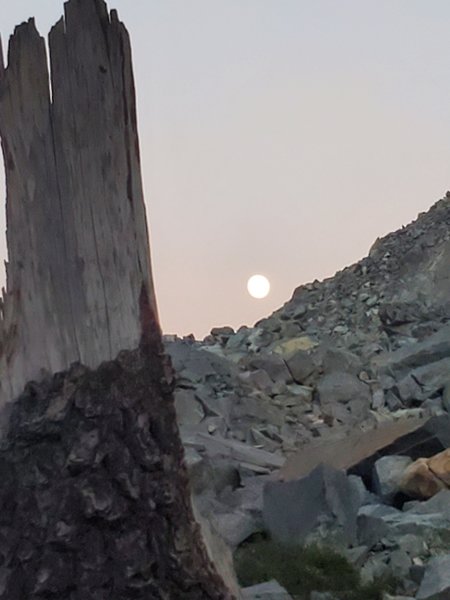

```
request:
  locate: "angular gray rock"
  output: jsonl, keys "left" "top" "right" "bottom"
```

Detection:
{"left": 349, "top": 415, "right": 450, "bottom": 483}
{"left": 263, "top": 464, "right": 362, "bottom": 546}
{"left": 284, "top": 349, "right": 316, "bottom": 383}
{"left": 189, "top": 457, "right": 240, "bottom": 496}
{"left": 247, "top": 354, "right": 292, "bottom": 385}
{"left": 357, "top": 504, "right": 450, "bottom": 549}
{"left": 174, "top": 388, "right": 205, "bottom": 426}
{"left": 211, "top": 509, "right": 262, "bottom": 549}
{"left": 191, "top": 433, "right": 284, "bottom": 471}
{"left": 241, "top": 580, "right": 293, "bottom": 599}
{"left": 373, "top": 324, "right": 450, "bottom": 380}
{"left": 321, "top": 347, "right": 362, "bottom": 375}
{"left": 372, "top": 455, "right": 413, "bottom": 502}
{"left": 317, "top": 372, "right": 371, "bottom": 424}
{"left": 416, "top": 554, "right": 450, "bottom": 600}
{"left": 396, "top": 358, "right": 450, "bottom": 404}
{"left": 406, "top": 489, "right": 450, "bottom": 519}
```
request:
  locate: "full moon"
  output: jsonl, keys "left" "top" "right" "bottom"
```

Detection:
{"left": 247, "top": 274, "right": 271, "bottom": 299}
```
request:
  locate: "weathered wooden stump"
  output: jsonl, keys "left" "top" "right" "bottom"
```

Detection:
{"left": 0, "top": 0, "right": 157, "bottom": 405}
{"left": 0, "top": 1, "right": 233, "bottom": 597}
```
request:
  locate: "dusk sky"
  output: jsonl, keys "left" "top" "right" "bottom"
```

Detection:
{"left": 1, "top": 1, "right": 450, "bottom": 338}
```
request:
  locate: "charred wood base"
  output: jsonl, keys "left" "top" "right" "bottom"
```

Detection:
{"left": 0, "top": 344, "right": 232, "bottom": 600}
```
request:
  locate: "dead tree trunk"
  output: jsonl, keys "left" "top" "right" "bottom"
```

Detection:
{"left": 0, "top": 1, "right": 233, "bottom": 598}
{"left": 0, "top": 0, "right": 157, "bottom": 404}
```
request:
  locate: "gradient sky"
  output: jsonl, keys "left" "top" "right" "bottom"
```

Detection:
{"left": 1, "top": 1, "right": 450, "bottom": 338}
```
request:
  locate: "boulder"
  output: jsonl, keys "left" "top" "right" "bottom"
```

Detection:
{"left": 357, "top": 504, "right": 397, "bottom": 548}
{"left": 225, "top": 327, "right": 251, "bottom": 354}
{"left": 357, "top": 504, "right": 450, "bottom": 549}
{"left": 396, "top": 358, "right": 450, "bottom": 404}
{"left": 281, "top": 417, "right": 427, "bottom": 482}
{"left": 263, "top": 464, "right": 362, "bottom": 547}
{"left": 388, "top": 549, "right": 412, "bottom": 578}
{"left": 211, "top": 509, "right": 262, "bottom": 549}
{"left": 210, "top": 326, "right": 235, "bottom": 343}
{"left": 317, "top": 372, "right": 371, "bottom": 424}
{"left": 189, "top": 456, "right": 240, "bottom": 496}
{"left": 371, "top": 388, "right": 386, "bottom": 410}
{"left": 166, "top": 340, "right": 238, "bottom": 384}
{"left": 359, "top": 551, "right": 391, "bottom": 584}
{"left": 191, "top": 498, "right": 243, "bottom": 599}
{"left": 321, "top": 347, "right": 362, "bottom": 375}
{"left": 416, "top": 554, "right": 450, "bottom": 600}
{"left": 379, "top": 301, "right": 424, "bottom": 327}
{"left": 273, "top": 336, "right": 318, "bottom": 355}
{"left": 247, "top": 354, "right": 292, "bottom": 385}
{"left": 241, "top": 580, "right": 293, "bottom": 600}
{"left": 373, "top": 324, "right": 450, "bottom": 380}
{"left": 343, "top": 545, "right": 370, "bottom": 568}
{"left": 194, "top": 385, "right": 234, "bottom": 422}
{"left": 400, "top": 458, "right": 447, "bottom": 499}
{"left": 406, "top": 489, "right": 450, "bottom": 519}
{"left": 400, "top": 448, "right": 450, "bottom": 499}
{"left": 427, "top": 448, "right": 450, "bottom": 487}
{"left": 238, "top": 370, "right": 276, "bottom": 394}
{"left": 219, "top": 475, "right": 268, "bottom": 516}
{"left": 349, "top": 415, "right": 450, "bottom": 484}
{"left": 174, "top": 388, "right": 205, "bottom": 426}
{"left": 398, "top": 535, "right": 427, "bottom": 560}
{"left": 191, "top": 433, "right": 284, "bottom": 471}
{"left": 372, "top": 455, "right": 413, "bottom": 502}
{"left": 284, "top": 349, "right": 316, "bottom": 384}
{"left": 317, "top": 372, "right": 370, "bottom": 405}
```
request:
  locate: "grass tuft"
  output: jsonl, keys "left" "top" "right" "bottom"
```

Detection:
{"left": 234, "top": 535, "right": 397, "bottom": 600}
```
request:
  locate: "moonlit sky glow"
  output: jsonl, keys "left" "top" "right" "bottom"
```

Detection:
{"left": 1, "top": 1, "right": 450, "bottom": 338}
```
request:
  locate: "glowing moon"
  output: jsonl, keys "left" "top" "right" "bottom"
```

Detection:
{"left": 247, "top": 275, "right": 270, "bottom": 299}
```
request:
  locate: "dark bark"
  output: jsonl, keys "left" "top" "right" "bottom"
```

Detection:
{"left": 0, "top": 343, "right": 231, "bottom": 599}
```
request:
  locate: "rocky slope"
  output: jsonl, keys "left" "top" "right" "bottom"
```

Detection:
{"left": 164, "top": 194, "right": 450, "bottom": 599}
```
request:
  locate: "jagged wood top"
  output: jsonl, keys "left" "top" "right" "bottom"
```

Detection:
{"left": 0, "top": 0, "right": 159, "bottom": 404}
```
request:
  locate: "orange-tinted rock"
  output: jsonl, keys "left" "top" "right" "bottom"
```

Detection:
{"left": 427, "top": 448, "right": 450, "bottom": 487}
{"left": 400, "top": 457, "right": 447, "bottom": 499}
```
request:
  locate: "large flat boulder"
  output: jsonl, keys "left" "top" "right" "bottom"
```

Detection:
{"left": 349, "top": 415, "right": 450, "bottom": 484}
{"left": 281, "top": 417, "right": 427, "bottom": 482}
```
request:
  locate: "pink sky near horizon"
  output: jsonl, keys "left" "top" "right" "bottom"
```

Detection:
{"left": 1, "top": 1, "right": 450, "bottom": 338}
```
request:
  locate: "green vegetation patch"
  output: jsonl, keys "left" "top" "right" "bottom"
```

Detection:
{"left": 234, "top": 536, "right": 397, "bottom": 600}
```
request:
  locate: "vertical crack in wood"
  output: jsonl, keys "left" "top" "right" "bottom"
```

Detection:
{"left": 0, "top": 0, "right": 159, "bottom": 405}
